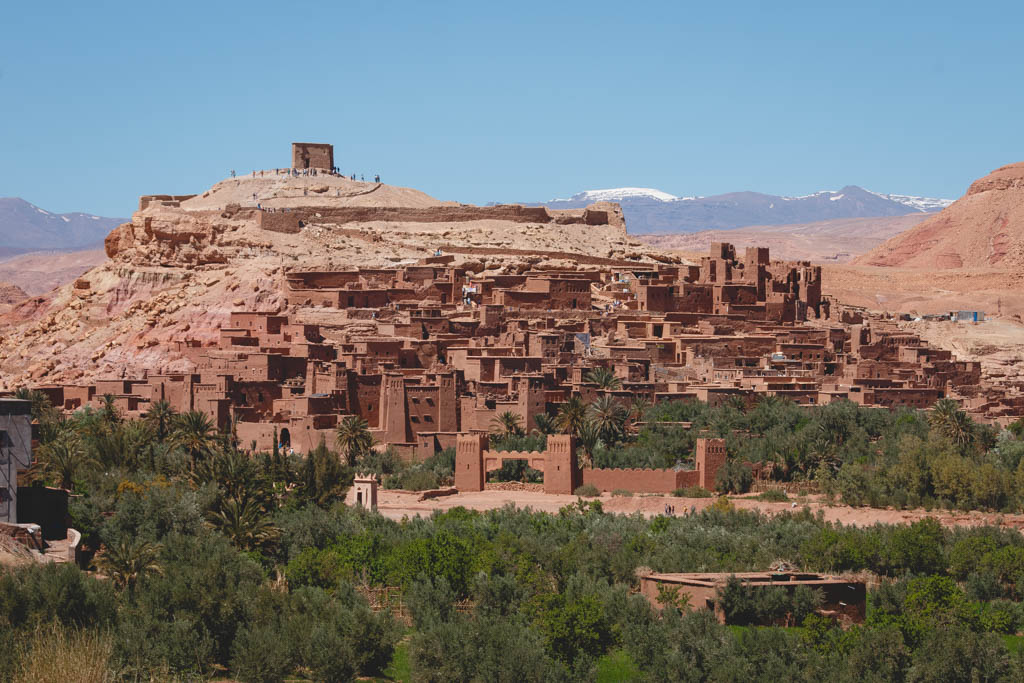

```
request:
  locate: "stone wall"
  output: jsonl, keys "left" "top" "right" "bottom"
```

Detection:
{"left": 257, "top": 211, "right": 303, "bottom": 234}
{"left": 583, "top": 467, "right": 692, "bottom": 492}
{"left": 255, "top": 203, "right": 624, "bottom": 231}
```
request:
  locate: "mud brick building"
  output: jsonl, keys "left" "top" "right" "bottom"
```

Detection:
{"left": 639, "top": 571, "right": 867, "bottom": 626}
{"left": 21, "top": 242, "right": 1014, "bottom": 491}
{"left": 291, "top": 142, "right": 334, "bottom": 170}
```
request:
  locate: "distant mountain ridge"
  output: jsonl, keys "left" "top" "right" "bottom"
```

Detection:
{"left": 531, "top": 185, "right": 953, "bottom": 234}
{"left": 0, "top": 198, "right": 125, "bottom": 250}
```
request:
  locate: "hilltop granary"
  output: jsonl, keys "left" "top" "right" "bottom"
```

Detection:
{"left": 291, "top": 142, "right": 334, "bottom": 171}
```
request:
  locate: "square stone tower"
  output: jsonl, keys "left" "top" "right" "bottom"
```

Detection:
{"left": 291, "top": 142, "right": 334, "bottom": 170}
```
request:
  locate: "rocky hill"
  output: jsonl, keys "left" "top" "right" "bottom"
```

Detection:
{"left": 0, "top": 172, "right": 665, "bottom": 389}
{"left": 858, "top": 163, "right": 1024, "bottom": 269}
{"left": 0, "top": 198, "right": 125, "bottom": 250}
{"left": 533, "top": 185, "right": 951, "bottom": 233}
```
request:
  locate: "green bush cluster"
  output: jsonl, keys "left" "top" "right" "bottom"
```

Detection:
{"left": 9, "top": 389, "right": 1024, "bottom": 680}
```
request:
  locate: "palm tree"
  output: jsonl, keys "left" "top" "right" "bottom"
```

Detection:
{"left": 584, "top": 367, "right": 622, "bottom": 391}
{"left": 928, "top": 398, "right": 974, "bottom": 447}
{"left": 36, "top": 433, "right": 95, "bottom": 490}
{"left": 588, "top": 395, "right": 628, "bottom": 444}
{"left": 144, "top": 400, "right": 177, "bottom": 442}
{"left": 490, "top": 411, "right": 523, "bottom": 438}
{"left": 533, "top": 413, "right": 557, "bottom": 436}
{"left": 576, "top": 420, "right": 603, "bottom": 467}
{"left": 208, "top": 496, "right": 278, "bottom": 551}
{"left": 628, "top": 397, "right": 651, "bottom": 426}
{"left": 173, "top": 411, "right": 217, "bottom": 472}
{"left": 335, "top": 415, "right": 374, "bottom": 466}
{"left": 97, "top": 538, "right": 162, "bottom": 592}
{"left": 725, "top": 394, "right": 748, "bottom": 414}
{"left": 99, "top": 394, "right": 121, "bottom": 425}
{"left": 556, "top": 396, "right": 588, "bottom": 436}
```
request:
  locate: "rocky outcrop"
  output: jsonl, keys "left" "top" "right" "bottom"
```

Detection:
{"left": 858, "top": 162, "right": 1024, "bottom": 269}
{"left": 0, "top": 282, "right": 28, "bottom": 305}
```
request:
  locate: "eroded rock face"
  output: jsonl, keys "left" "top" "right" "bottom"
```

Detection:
{"left": 967, "top": 162, "right": 1024, "bottom": 196}
{"left": 858, "top": 161, "right": 1024, "bottom": 269}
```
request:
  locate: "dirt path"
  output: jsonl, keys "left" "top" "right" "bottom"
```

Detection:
{"left": 376, "top": 489, "right": 1024, "bottom": 530}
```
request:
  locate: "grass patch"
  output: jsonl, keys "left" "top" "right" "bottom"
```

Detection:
{"left": 755, "top": 489, "right": 790, "bottom": 502}
{"left": 595, "top": 649, "right": 641, "bottom": 682}
{"left": 574, "top": 484, "right": 601, "bottom": 498}
{"left": 376, "top": 638, "right": 411, "bottom": 682}
{"left": 1002, "top": 634, "right": 1024, "bottom": 654}
{"left": 673, "top": 486, "right": 712, "bottom": 498}
{"left": 611, "top": 489, "right": 634, "bottom": 497}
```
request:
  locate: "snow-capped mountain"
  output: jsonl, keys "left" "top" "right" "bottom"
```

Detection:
{"left": 865, "top": 191, "right": 954, "bottom": 213}
{"left": 534, "top": 185, "right": 953, "bottom": 234}
{"left": 0, "top": 198, "right": 125, "bottom": 250}
{"left": 555, "top": 187, "right": 683, "bottom": 203}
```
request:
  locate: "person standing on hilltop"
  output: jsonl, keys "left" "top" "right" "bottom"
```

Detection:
{"left": 375, "top": 174, "right": 380, "bottom": 183}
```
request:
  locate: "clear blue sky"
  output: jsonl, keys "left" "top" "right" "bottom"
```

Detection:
{"left": 2, "top": 0, "right": 1022, "bottom": 216}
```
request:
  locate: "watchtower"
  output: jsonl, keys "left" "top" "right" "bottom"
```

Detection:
{"left": 347, "top": 472, "right": 378, "bottom": 510}
{"left": 695, "top": 438, "right": 727, "bottom": 490}
{"left": 291, "top": 142, "right": 334, "bottom": 170}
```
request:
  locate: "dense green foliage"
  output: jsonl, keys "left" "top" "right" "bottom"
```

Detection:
{"left": 7, "top": 390, "right": 1024, "bottom": 680}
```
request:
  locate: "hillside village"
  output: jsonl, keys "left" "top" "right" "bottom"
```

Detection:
{"left": 9, "top": 146, "right": 1019, "bottom": 475}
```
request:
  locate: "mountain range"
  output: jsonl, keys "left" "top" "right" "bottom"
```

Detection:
{"left": 532, "top": 185, "right": 953, "bottom": 234}
{"left": 0, "top": 198, "right": 125, "bottom": 252}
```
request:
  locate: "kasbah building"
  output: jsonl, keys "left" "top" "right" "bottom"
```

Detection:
{"left": 10, "top": 143, "right": 1015, "bottom": 503}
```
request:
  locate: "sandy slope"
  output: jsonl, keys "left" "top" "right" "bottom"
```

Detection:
{"left": 0, "top": 248, "right": 106, "bottom": 295}
{"left": 180, "top": 172, "right": 451, "bottom": 211}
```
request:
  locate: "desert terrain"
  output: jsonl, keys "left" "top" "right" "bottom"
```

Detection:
{"left": 0, "top": 248, "right": 106, "bottom": 296}
{"left": 637, "top": 214, "right": 926, "bottom": 263}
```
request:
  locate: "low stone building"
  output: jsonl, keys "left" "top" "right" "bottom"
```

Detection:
{"left": 639, "top": 571, "right": 866, "bottom": 626}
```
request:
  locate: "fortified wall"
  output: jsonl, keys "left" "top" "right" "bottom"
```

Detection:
{"left": 455, "top": 434, "right": 726, "bottom": 495}
{"left": 256, "top": 203, "right": 624, "bottom": 233}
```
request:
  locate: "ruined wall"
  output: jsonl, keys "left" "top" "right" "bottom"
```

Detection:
{"left": 255, "top": 203, "right": 624, "bottom": 231}
{"left": 258, "top": 211, "right": 302, "bottom": 234}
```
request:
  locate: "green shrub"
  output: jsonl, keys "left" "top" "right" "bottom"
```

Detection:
{"left": 714, "top": 459, "right": 753, "bottom": 494}
{"left": 390, "top": 469, "right": 440, "bottom": 491}
{"left": 672, "top": 486, "right": 713, "bottom": 498}
{"left": 611, "top": 489, "right": 634, "bottom": 497}
{"left": 756, "top": 489, "right": 790, "bottom": 502}
{"left": 574, "top": 484, "right": 601, "bottom": 498}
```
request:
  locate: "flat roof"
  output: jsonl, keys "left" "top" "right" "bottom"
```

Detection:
{"left": 0, "top": 398, "right": 31, "bottom": 415}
